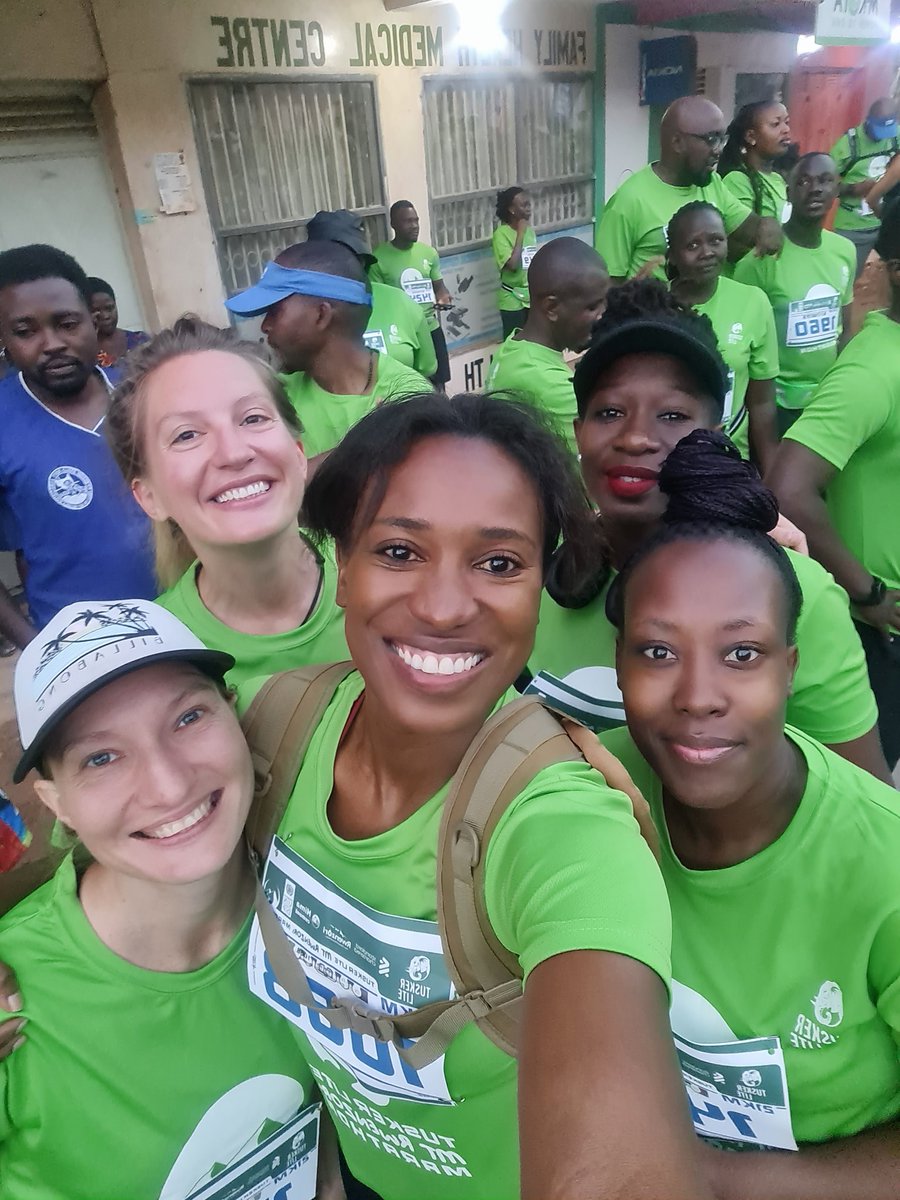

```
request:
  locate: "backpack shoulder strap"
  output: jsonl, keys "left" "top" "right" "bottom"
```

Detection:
{"left": 418, "top": 697, "right": 581, "bottom": 1061}
{"left": 241, "top": 661, "right": 355, "bottom": 861}
{"left": 844, "top": 126, "right": 859, "bottom": 172}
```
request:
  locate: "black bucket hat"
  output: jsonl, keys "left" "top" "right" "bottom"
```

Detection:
{"left": 306, "top": 209, "right": 377, "bottom": 269}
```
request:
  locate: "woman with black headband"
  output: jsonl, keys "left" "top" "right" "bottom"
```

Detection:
{"left": 575, "top": 430, "right": 900, "bottom": 1196}
{"left": 528, "top": 280, "right": 891, "bottom": 783}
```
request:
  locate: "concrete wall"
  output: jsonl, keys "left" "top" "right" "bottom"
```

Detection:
{"left": 0, "top": 0, "right": 106, "bottom": 84}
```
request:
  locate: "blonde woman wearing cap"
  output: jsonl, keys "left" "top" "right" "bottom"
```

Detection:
{"left": 0, "top": 600, "right": 321, "bottom": 1199}
{"left": 105, "top": 318, "right": 348, "bottom": 689}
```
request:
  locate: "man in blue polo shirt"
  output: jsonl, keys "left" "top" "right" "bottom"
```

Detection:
{"left": 0, "top": 244, "right": 156, "bottom": 647}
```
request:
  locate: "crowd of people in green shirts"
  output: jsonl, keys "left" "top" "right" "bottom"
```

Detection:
{"left": 0, "top": 87, "right": 898, "bottom": 1200}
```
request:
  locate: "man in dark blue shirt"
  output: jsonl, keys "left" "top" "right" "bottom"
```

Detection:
{"left": 0, "top": 245, "right": 156, "bottom": 647}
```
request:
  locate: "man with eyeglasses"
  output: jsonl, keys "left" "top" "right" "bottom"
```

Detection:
{"left": 598, "top": 95, "right": 783, "bottom": 284}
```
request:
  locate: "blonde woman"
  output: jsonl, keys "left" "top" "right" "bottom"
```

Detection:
{"left": 106, "top": 318, "right": 347, "bottom": 685}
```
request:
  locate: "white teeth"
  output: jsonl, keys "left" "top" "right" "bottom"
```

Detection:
{"left": 214, "top": 481, "right": 270, "bottom": 504}
{"left": 393, "top": 644, "right": 484, "bottom": 676}
{"left": 141, "top": 796, "right": 213, "bottom": 840}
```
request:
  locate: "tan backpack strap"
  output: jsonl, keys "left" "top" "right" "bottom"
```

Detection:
{"left": 429, "top": 697, "right": 581, "bottom": 1060}
{"left": 241, "top": 661, "right": 355, "bottom": 860}
{"left": 254, "top": 877, "right": 521, "bottom": 1065}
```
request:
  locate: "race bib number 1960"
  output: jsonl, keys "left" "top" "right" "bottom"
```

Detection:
{"left": 248, "top": 838, "right": 456, "bottom": 1108}
{"left": 786, "top": 293, "right": 839, "bottom": 349}
{"left": 675, "top": 1032, "right": 798, "bottom": 1152}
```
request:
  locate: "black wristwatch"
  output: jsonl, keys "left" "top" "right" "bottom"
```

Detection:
{"left": 851, "top": 576, "right": 886, "bottom": 608}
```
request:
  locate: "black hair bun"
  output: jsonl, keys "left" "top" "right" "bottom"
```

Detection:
{"left": 659, "top": 429, "right": 779, "bottom": 534}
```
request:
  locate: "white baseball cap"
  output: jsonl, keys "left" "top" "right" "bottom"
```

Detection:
{"left": 13, "top": 599, "right": 234, "bottom": 782}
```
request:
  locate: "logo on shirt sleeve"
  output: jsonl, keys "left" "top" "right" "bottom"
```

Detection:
{"left": 47, "top": 465, "right": 93, "bottom": 510}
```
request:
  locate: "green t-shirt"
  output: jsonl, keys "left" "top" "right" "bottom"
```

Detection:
{"left": 692, "top": 275, "right": 779, "bottom": 459}
{"left": 156, "top": 534, "right": 348, "bottom": 689}
{"left": 831, "top": 125, "right": 898, "bottom": 231}
{"left": 734, "top": 232, "right": 855, "bottom": 410}
{"left": 722, "top": 169, "right": 791, "bottom": 222}
{"left": 785, "top": 310, "right": 900, "bottom": 591}
{"left": 487, "top": 333, "right": 577, "bottom": 452}
{"left": 600, "top": 724, "right": 900, "bottom": 1149}
{"left": 366, "top": 281, "right": 437, "bottom": 378}
{"left": 530, "top": 548, "right": 878, "bottom": 747}
{"left": 245, "top": 671, "right": 670, "bottom": 1200}
{"left": 597, "top": 164, "right": 752, "bottom": 281}
{"left": 492, "top": 223, "right": 537, "bottom": 311}
{"left": 282, "top": 355, "right": 429, "bottom": 458}
{"left": 0, "top": 856, "right": 318, "bottom": 1200}
{"left": 369, "top": 242, "right": 443, "bottom": 331}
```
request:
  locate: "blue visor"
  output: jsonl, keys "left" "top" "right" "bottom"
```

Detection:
{"left": 225, "top": 262, "right": 373, "bottom": 316}
{"left": 868, "top": 118, "right": 897, "bottom": 142}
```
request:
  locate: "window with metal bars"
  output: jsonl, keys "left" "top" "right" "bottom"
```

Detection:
{"left": 424, "top": 75, "right": 594, "bottom": 255}
{"left": 188, "top": 78, "right": 388, "bottom": 295}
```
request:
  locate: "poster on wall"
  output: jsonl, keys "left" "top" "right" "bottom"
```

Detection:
{"left": 441, "top": 225, "right": 594, "bottom": 352}
{"left": 815, "top": 0, "right": 891, "bottom": 46}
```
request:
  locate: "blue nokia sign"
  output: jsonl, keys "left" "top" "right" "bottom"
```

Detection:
{"left": 639, "top": 35, "right": 697, "bottom": 106}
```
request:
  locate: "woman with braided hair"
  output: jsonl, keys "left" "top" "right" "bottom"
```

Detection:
{"left": 719, "top": 100, "right": 793, "bottom": 222}
{"left": 576, "top": 428, "right": 900, "bottom": 1195}
{"left": 527, "top": 279, "right": 892, "bottom": 783}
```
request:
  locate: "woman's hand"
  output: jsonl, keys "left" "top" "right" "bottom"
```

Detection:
{"left": 562, "top": 719, "right": 660, "bottom": 862}
{"left": 770, "top": 512, "right": 809, "bottom": 556}
{"left": 0, "top": 962, "right": 25, "bottom": 1058}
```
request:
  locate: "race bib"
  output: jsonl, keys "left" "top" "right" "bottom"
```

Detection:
{"left": 184, "top": 1103, "right": 320, "bottom": 1200}
{"left": 248, "top": 838, "right": 456, "bottom": 1107}
{"left": 786, "top": 293, "right": 840, "bottom": 348}
{"left": 363, "top": 329, "right": 387, "bottom": 354}
{"left": 523, "top": 668, "right": 625, "bottom": 733}
{"left": 676, "top": 1032, "right": 797, "bottom": 1152}
{"left": 401, "top": 277, "right": 436, "bottom": 306}
{"left": 520, "top": 244, "right": 538, "bottom": 271}
{"left": 781, "top": 201, "right": 792, "bottom": 222}
{"left": 722, "top": 368, "right": 736, "bottom": 423}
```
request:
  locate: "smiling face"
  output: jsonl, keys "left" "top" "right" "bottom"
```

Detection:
{"left": 789, "top": 155, "right": 839, "bottom": 222}
{"left": 0, "top": 277, "right": 98, "bottom": 399}
{"left": 575, "top": 352, "right": 719, "bottom": 532}
{"left": 668, "top": 209, "right": 728, "bottom": 286}
{"left": 617, "top": 538, "right": 797, "bottom": 810}
{"left": 35, "top": 662, "right": 254, "bottom": 886}
{"left": 336, "top": 434, "right": 544, "bottom": 739}
{"left": 131, "top": 349, "right": 307, "bottom": 556}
